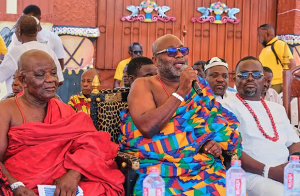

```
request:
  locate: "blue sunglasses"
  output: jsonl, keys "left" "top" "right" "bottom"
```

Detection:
{"left": 154, "top": 47, "right": 189, "bottom": 57}
{"left": 236, "top": 71, "right": 264, "bottom": 79}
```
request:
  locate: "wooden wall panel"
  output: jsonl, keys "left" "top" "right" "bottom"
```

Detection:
{"left": 18, "top": 0, "right": 54, "bottom": 16}
{"left": 96, "top": 0, "right": 277, "bottom": 86}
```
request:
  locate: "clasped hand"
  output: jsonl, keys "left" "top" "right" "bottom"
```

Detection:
{"left": 202, "top": 140, "right": 222, "bottom": 158}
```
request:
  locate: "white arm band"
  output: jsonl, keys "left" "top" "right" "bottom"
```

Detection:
{"left": 10, "top": 181, "right": 25, "bottom": 191}
{"left": 172, "top": 93, "right": 184, "bottom": 102}
{"left": 262, "top": 165, "right": 270, "bottom": 178}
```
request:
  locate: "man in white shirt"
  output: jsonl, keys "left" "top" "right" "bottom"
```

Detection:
{"left": 0, "top": 15, "right": 63, "bottom": 94}
{"left": 9, "top": 5, "right": 65, "bottom": 70}
{"left": 221, "top": 56, "right": 300, "bottom": 196}
{"left": 204, "top": 57, "right": 236, "bottom": 102}
{"left": 261, "top": 66, "right": 282, "bottom": 104}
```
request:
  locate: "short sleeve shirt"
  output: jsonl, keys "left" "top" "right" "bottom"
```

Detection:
{"left": 114, "top": 57, "right": 131, "bottom": 87}
{"left": 259, "top": 37, "right": 293, "bottom": 85}
{"left": 0, "top": 41, "right": 64, "bottom": 94}
{"left": 10, "top": 27, "right": 65, "bottom": 59}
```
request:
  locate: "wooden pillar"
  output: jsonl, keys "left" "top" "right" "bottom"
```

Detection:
{"left": 277, "top": 0, "right": 299, "bottom": 35}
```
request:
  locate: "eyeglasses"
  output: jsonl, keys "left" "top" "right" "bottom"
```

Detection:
{"left": 236, "top": 71, "right": 264, "bottom": 79}
{"left": 154, "top": 47, "right": 189, "bottom": 57}
{"left": 132, "top": 50, "right": 143, "bottom": 55}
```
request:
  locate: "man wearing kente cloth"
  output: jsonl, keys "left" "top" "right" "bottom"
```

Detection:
{"left": 0, "top": 49, "right": 124, "bottom": 196}
{"left": 119, "top": 34, "right": 242, "bottom": 196}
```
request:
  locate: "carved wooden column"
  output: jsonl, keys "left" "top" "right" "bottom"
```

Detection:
{"left": 277, "top": 0, "right": 299, "bottom": 35}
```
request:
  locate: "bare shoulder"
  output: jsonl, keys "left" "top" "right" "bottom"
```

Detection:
{"left": 0, "top": 98, "right": 15, "bottom": 118}
{"left": 128, "top": 76, "right": 157, "bottom": 113}
{"left": 0, "top": 98, "right": 15, "bottom": 111}
{"left": 0, "top": 98, "right": 16, "bottom": 133}
{"left": 129, "top": 76, "right": 157, "bottom": 98}
{"left": 0, "top": 97, "right": 26, "bottom": 128}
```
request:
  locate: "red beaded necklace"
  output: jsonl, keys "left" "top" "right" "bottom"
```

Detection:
{"left": 236, "top": 93, "right": 279, "bottom": 142}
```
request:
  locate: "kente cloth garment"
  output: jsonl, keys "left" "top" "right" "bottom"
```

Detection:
{"left": 4, "top": 98, "right": 124, "bottom": 196}
{"left": 0, "top": 168, "right": 13, "bottom": 196}
{"left": 119, "top": 77, "right": 242, "bottom": 196}
{"left": 68, "top": 92, "right": 91, "bottom": 114}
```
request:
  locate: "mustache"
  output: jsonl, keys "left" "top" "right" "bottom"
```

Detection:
{"left": 245, "top": 82, "right": 258, "bottom": 86}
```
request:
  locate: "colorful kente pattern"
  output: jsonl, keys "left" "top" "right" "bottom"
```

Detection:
{"left": 68, "top": 92, "right": 91, "bottom": 114}
{"left": 119, "top": 77, "right": 242, "bottom": 196}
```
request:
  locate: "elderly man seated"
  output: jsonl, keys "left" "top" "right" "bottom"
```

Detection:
{"left": 68, "top": 68, "right": 101, "bottom": 114}
{"left": 221, "top": 56, "right": 300, "bottom": 196}
{"left": 119, "top": 34, "right": 241, "bottom": 195}
{"left": 0, "top": 50, "right": 124, "bottom": 196}
{"left": 204, "top": 57, "right": 236, "bottom": 101}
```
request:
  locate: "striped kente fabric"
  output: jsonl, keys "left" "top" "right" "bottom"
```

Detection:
{"left": 119, "top": 78, "right": 242, "bottom": 196}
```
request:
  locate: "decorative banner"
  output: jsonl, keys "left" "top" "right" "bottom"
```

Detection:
{"left": 121, "top": 0, "right": 176, "bottom": 22}
{"left": 191, "top": 1, "right": 240, "bottom": 24}
{"left": 51, "top": 25, "right": 97, "bottom": 75}
{"left": 51, "top": 25, "right": 100, "bottom": 38}
{"left": 278, "top": 34, "right": 300, "bottom": 46}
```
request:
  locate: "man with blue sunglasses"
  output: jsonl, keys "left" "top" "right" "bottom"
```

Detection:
{"left": 221, "top": 56, "right": 300, "bottom": 196}
{"left": 113, "top": 42, "right": 143, "bottom": 88}
{"left": 119, "top": 34, "right": 241, "bottom": 195}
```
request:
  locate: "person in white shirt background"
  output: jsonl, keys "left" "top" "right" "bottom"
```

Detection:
{"left": 261, "top": 66, "right": 282, "bottom": 105}
{"left": 0, "top": 15, "right": 63, "bottom": 95}
{"left": 261, "top": 66, "right": 299, "bottom": 127}
{"left": 10, "top": 4, "right": 65, "bottom": 71}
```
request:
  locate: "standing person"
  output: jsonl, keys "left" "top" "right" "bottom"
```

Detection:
{"left": 0, "top": 15, "right": 63, "bottom": 95}
{"left": 192, "top": 60, "right": 206, "bottom": 78}
{"left": 258, "top": 24, "right": 296, "bottom": 93}
{"left": 221, "top": 56, "right": 300, "bottom": 196}
{"left": 261, "top": 66, "right": 282, "bottom": 104}
{"left": 10, "top": 5, "right": 65, "bottom": 70}
{"left": 119, "top": 34, "right": 241, "bottom": 195}
{"left": 204, "top": 57, "right": 236, "bottom": 101}
{"left": 113, "top": 42, "right": 143, "bottom": 87}
{"left": 68, "top": 68, "right": 101, "bottom": 114}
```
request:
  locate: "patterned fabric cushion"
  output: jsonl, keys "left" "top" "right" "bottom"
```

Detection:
{"left": 90, "top": 88, "right": 130, "bottom": 143}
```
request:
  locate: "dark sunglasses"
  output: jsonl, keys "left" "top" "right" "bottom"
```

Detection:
{"left": 236, "top": 71, "right": 264, "bottom": 79}
{"left": 132, "top": 50, "right": 143, "bottom": 55}
{"left": 154, "top": 47, "right": 189, "bottom": 57}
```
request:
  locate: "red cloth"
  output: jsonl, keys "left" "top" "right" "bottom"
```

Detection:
{"left": 0, "top": 168, "right": 13, "bottom": 196}
{"left": 4, "top": 98, "right": 124, "bottom": 196}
